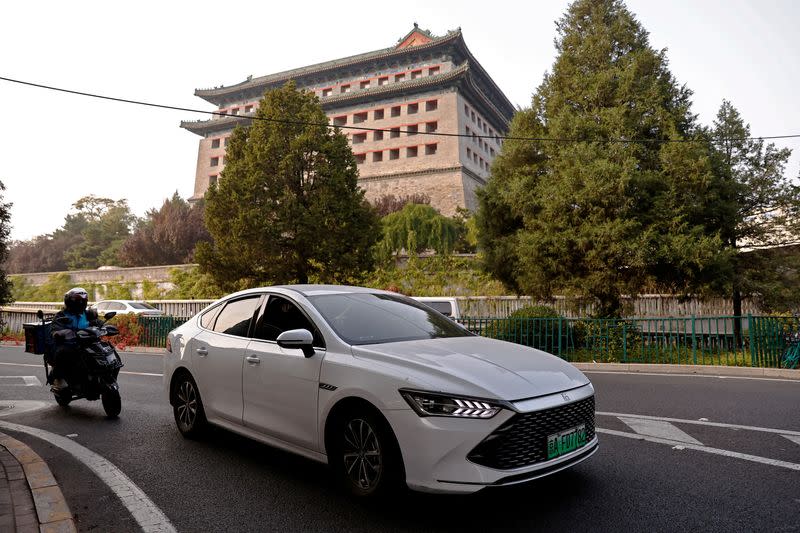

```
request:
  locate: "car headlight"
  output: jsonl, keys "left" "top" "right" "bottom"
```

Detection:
{"left": 399, "top": 390, "right": 503, "bottom": 419}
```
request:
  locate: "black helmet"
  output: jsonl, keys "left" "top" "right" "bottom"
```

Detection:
{"left": 64, "top": 287, "right": 89, "bottom": 314}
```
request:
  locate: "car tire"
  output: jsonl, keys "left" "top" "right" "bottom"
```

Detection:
{"left": 330, "top": 408, "right": 404, "bottom": 499}
{"left": 172, "top": 373, "right": 208, "bottom": 439}
{"left": 102, "top": 389, "right": 122, "bottom": 418}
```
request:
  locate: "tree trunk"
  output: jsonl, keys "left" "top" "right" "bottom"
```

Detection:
{"left": 733, "top": 285, "right": 743, "bottom": 348}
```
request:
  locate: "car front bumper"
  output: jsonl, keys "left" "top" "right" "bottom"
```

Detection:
{"left": 386, "top": 383, "right": 597, "bottom": 494}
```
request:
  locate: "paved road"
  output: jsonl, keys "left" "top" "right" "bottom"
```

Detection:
{"left": 0, "top": 346, "right": 798, "bottom": 532}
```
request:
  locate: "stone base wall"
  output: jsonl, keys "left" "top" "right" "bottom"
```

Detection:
{"left": 359, "top": 167, "right": 470, "bottom": 216}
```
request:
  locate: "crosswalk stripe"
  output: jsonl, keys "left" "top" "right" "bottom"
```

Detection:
{"left": 618, "top": 416, "right": 703, "bottom": 445}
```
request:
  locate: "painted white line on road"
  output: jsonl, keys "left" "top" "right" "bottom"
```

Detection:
{"left": 618, "top": 417, "right": 703, "bottom": 445}
{"left": 0, "top": 401, "right": 49, "bottom": 417}
{"left": 0, "top": 361, "right": 162, "bottom": 377}
{"left": 783, "top": 435, "right": 800, "bottom": 447}
{"left": 0, "top": 361, "right": 41, "bottom": 368}
{"left": 0, "top": 375, "right": 41, "bottom": 386}
{"left": 597, "top": 428, "right": 800, "bottom": 471}
{"left": 0, "top": 419, "right": 177, "bottom": 533}
{"left": 598, "top": 411, "right": 800, "bottom": 437}
{"left": 584, "top": 371, "right": 800, "bottom": 383}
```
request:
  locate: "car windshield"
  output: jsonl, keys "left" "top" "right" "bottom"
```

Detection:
{"left": 308, "top": 293, "right": 472, "bottom": 345}
{"left": 129, "top": 302, "right": 157, "bottom": 310}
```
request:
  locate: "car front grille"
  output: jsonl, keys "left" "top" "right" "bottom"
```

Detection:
{"left": 467, "top": 395, "right": 595, "bottom": 470}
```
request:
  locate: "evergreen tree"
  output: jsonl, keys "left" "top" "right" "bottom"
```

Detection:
{"left": 708, "top": 100, "right": 799, "bottom": 317}
{"left": 478, "top": 0, "right": 722, "bottom": 316}
{"left": 0, "top": 181, "right": 13, "bottom": 304}
{"left": 64, "top": 196, "right": 136, "bottom": 269}
{"left": 196, "top": 82, "right": 379, "bottom": 289}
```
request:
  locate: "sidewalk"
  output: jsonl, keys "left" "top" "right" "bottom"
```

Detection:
{"left": 0, "top": 432, "right": 75, "bottom": 533}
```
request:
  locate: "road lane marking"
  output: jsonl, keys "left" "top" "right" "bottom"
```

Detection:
{"left": 597, "top": 411, "right": 800, "bottom": 437}
{"left": 597, "top": 428, "right": 800, "bottom": 471}
{"left": 0, "top": 401, "right": 49, "bottom": 417}
{"left": 0, "top": 375, "right": 41, "bottom": 386}
{"left": 0, "top": 362, "right": 42, "bottom": 368}
{"left": 0, "top": 419, "right": 177, "bottom": 533}
{"left": 584, "top": 371, "right": 800, "bottom": 383}
{"left": 784, "top": 435, "right": 800, "bottom": 447}
{"left": 0, "top": 361, "right": 162, "bottom": 377}
{"left": 618, "top": 417, "right": 703, "bottom": 445}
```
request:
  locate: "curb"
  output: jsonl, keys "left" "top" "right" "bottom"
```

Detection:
{"left": 0, "top": 432, "right": 76, "bottom": 533}
{"left": 572, "top": 362, "right": 800, "bottom": 380}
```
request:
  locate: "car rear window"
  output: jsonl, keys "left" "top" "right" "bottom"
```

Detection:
{"left": 424, "top": 301, "right": 453, "bottom": 316}
{"left": 309, "top": 293, "right": 471, "bottom": 345}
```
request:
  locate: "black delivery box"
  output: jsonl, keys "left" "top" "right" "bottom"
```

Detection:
{"left": 23, "top": 321, "right": 49, "bottom": 355}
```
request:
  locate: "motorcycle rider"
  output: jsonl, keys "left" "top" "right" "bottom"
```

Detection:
{"left": 49, "top": 287, "right": 101, "bottom": 391}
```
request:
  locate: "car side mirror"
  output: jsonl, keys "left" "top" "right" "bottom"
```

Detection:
{"left": 276, "top": 329, "right": 315, "bottom": 357}
{"left": 104, "top": 312, "right": 117, "bottom": 321}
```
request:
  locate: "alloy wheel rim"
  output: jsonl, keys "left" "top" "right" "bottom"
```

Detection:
{"left": 342, "top": 418, "right": 382, "bottom": 490}
{"left": 176, "top": 381, "right": 197, "bottom": 428}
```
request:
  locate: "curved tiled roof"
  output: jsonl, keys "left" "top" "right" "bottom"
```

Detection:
{"left": 181, "top": 62, "right": 511, "bottom": 136}
{"left": 181, "top": 64, "right": 511, "bottom": 136}
{"left": 194, "top": 30, "right": 462, "bottom": 104}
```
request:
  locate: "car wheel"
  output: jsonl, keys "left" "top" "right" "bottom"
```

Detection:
{"left": 331, "top": 409, "right": 403, "bottom": 498}
{"left": 172, "top": 374, "right": 207, "bottom": 438}
{"left": 102, "top": 389, "right": 122, "bottom": 418}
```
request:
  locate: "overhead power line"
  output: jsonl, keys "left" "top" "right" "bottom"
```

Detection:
{"left": 2, "top": 75, "right": 798, "bottom": 145}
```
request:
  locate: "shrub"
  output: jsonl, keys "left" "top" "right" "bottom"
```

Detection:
{"left": 483, "top": 305, "right": 568, "bottom": 353}
{"left": 570, "top": 319, "right": 641, "bottom": 363}
{"left": 105, "top": 314, "right": 141, "bottom": 350}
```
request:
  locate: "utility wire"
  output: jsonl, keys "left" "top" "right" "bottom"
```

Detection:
{"left": 2, "top": 75, "right": 799, "bottom": 145}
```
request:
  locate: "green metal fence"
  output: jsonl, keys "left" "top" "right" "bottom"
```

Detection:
{"left": 133, "top": 314, "right": 799, "bottom": 368}
{"left": 458, "top": 315, "right": 800, "bottom": 368}
{"left": 138, "top": 316, "right": 189, "bottom": 348}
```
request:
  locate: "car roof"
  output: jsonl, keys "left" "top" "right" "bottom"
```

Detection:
{"left": 224, "top": 284, "right": 400, "bottom": 299}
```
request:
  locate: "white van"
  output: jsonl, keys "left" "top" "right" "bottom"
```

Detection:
{"left": 410, "top": 296, "right": 461, "bottom": 320}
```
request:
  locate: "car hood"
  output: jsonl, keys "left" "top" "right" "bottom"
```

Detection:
{"left": 351, "top": 336, "right": 589, "bottom": 401}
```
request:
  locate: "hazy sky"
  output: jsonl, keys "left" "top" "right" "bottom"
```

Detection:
{"left": 2, "top": 0, "right": 798, "bottom": 241}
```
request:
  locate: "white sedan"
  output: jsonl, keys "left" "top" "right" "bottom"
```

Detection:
{"left": 91, "top": 300, "right": 164, "bottom": 316}
{"left": 164, "top": 285, "right": 597, "bottom": 497}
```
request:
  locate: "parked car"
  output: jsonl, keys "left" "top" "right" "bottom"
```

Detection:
{"left": 164, "top": 285, "right": 597, "bottom": 497}
{"left": 410, "top": 296, "right": 461, "bottom": 320}
{"left": 91, "top": 300, "right": 164, "bottom": 316}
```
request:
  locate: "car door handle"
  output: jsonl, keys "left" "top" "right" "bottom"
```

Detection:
{"left": 245, "top": 355, "right": 260, "bottom": 365}
{"left": 196, "top": 347, "right": 208, "bottom": 357}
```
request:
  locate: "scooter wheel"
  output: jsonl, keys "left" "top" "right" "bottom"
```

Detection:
{"left": 54, "top": 391, "right": 71, "bottom": 407}
{"left": 102, "top": 389, "right": 121, "bottom": 418}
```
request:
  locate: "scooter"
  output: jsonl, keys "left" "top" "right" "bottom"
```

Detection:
{"left": 28, "top": 310, "right": 124, "bottom": 418}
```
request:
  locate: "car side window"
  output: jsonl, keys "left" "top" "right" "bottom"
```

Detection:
{"left": 200, "top": 304, "right": 222, "bottom": 329}
{"left": 110, "top": 302, "right": 126, "bottom": 311}
{"left": 253, "top": 295, "right": 324, "bottom": 347}
{"left": 212, "top": 296, "right": 262, "bottom": 337}
{"left": 96, "top": 302, "right": 108, "bottom": 312}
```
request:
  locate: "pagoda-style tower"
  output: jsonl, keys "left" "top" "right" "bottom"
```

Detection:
{"left": 181, "top": 25, "right": 515, "bottom": 215}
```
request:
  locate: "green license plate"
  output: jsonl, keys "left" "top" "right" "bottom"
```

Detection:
{"left": 547, "top": 424, "right": 587, "bottom": 460}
